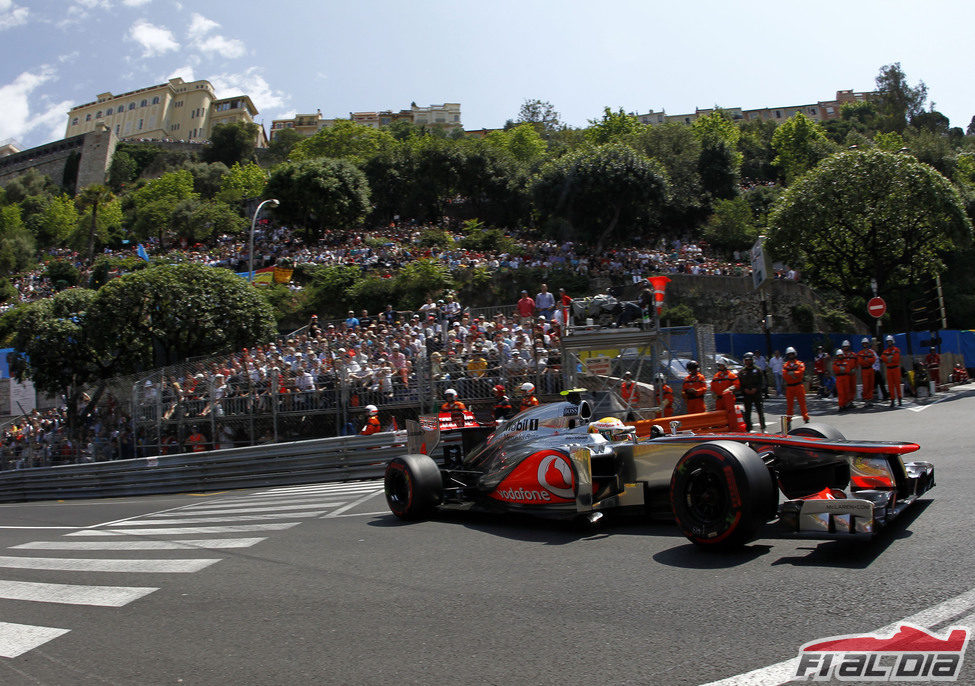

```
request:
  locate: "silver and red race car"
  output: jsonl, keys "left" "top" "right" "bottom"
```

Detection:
{"left": 383, "top": 394, "right": 934, "bottom": 548}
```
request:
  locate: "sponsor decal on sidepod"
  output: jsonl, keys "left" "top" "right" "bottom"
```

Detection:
{"left": 793, "top": 623, "right": 970, "bottom": 682}
{"left": 491, "top": 451, "right": 575, "bottom": 504}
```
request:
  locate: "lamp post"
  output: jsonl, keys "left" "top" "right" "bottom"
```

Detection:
{"left": 249, "top": 198, "right": 279, "bottom": 283}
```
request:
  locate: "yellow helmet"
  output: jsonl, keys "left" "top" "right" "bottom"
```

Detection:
{"left": 588, "top": 417, "right": 634, "bottom": 442}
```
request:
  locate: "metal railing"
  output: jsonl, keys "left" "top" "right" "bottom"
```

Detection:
{"left": 0, "top": 431, "right": 408, "bottom": 503}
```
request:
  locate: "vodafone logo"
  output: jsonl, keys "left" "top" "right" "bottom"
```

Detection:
{"left": 538, "top": 454, "right": 574, "bottom": 499}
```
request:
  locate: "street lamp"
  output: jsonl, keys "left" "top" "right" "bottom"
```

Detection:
{"left": 249, "top": 198, "right": 279, "bottom": 283}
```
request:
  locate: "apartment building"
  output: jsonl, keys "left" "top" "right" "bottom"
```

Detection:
{"left": 270, "top": 102, "right": 461, "bottom": 140}
{"left": 65, "top": 77, "right": 264, "bottom": 145}
{"left": 636, "top": 90, "right": 876, "bottom": 126}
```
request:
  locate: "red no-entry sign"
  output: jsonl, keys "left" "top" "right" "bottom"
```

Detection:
{"left": 868, "top": 296, "right": 886, "bottom": 318}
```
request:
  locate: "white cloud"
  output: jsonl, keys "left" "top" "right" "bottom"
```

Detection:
{"left": 0, "top": 0, "right": 28, "bottom": 30}
{"left": 187, "top": 12, "right": 217, "bottom": 39}
{"left": 128, "top": 19, "right": 179, "bottom": 57}
{"left": 122, "top": 0, "right": 152, "bottom": 6}
{"left": 195, "top": 33, "right": 245, "bottom": 59}
{"left": 186, "top": 12, "right": 245, "bottom": 59}
{"left": 167, "top": 65, "right": 196, "bottom": 82}
{"left": 209, "top": 67, "right": 288, "bottom": 113}
{"left": 0, "top": 66, "right": 60, "bottom": 143}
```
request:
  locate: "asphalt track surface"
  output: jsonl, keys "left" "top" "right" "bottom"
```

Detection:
{"left": 0, "top": 385, "right": 974, "bottom": 685}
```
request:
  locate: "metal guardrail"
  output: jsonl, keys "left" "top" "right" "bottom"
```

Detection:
{"left": 0, "top": 431, "right": 409, "bottom": 503}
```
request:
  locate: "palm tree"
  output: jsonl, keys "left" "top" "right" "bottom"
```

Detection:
{"left": 75, "top": 184, "right": 114, "bottom": 263}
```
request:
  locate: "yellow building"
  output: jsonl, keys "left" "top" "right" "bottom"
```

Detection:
{"left": 65, "top": 77, "right": 263, "bottom": 145}
{"left": 637, "top": 90, "right": 876, "bottom": 127}
{"left": 271, "top": 102, "right": 462, "bottom": 140}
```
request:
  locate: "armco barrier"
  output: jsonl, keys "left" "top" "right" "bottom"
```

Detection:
{"left": 0, "top": 431, "right": 409, "bottom": 504}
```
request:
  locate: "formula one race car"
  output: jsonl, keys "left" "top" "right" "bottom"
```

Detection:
{"left": 383, "top": 394, "right": 934, "bottom": 548}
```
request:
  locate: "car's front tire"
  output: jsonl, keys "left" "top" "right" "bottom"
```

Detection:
{"left": 670, "top": 441, "right": 777, "bottom": 549}
{"left": 384, "top": 454, "right": 443, "bottom": 520}
{"left": 788, "top": 423, "right": 845, "bottom": 441}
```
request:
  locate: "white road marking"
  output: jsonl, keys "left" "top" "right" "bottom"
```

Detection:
{"left": 11, "top": 538, "right": 267, "bottom": 551}
{"left": 258, "top": 483, "right": 382, "bottom": 495}
{"left": 67, "top": 523, "right": 300, "bottom": 536}
{"left": 0, "top": 622, "right": 71, "bottom": 658}
{"left": 324, "top": 489, "right": 385, "bottom": 518}
{"left": 329, "top": 511, "right": 389, "bottom": 519}
{"left": 162, "top": 502, "right": 341, "bottom": 515}
{"left": 0, "top": 555, "right": 221, "bottom": 573}
{"left": 0, "top": 579, "right": 157, "bottom": 607}
{"left": 700, "top": 585, "right": 975, "bottom": 685}
{"left": 0, "top": 526, "right": 82, "bottom": 530}
{"left": 109, "top": 512, "right": 325, "bottom": 526}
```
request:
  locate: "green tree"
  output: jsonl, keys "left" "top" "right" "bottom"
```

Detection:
{"left": 768, "top": 149, "right": 971, "bottom": 300}
{"left": 75, "top": 184, "right": 115, "bottom": 261}
{"left": 217, "top": 162, "right": 267, "bottom": 203}
{"left": 702, "top": 197, "right": 757, "bottom": 253}
{"left": 181, "top": 161, "right": 229, "bottom": 197}
{"left": 169, "top": 199, "right": 247, "bottom": 241}
{"left": 875, "top": 62, "right": 928, "bottom": 133}
{"left": 264, "top": 158, "right": 371, "bottom": 238}
{"left": 516, "top": 99, "right": 562, "bottom": 133}
{"left": 128, "top": 169, "right": 198, "bottom": 209}
{"left": 44, "top": 259, "right": 80, "bottom": 290}
{"left": 201, "top": 121, "right": 259, "bottom": 166}
{"left": 692, "top": 110, "right": 743, "bottom": 199}
{"left": 532, "top": 143, "right": 669, "bottom": 250}
{"left": 771, "top": 113, "right": 834, "bottom": 183}
{"left": 3, "top": 169, "right": 56, "bottom": 203}
{"left": 289, "top": 119, "right": 394, "bottom": 163}
{"left": 71, "top": 197, "right": 123, "bottom": 254}
{"left": 266, "top": 128, "right": 305, "bottom": 163}
{"left": 107, "top": 149, "right": 138, "bottom": 191}
{"left": 1, "top": 289, "right": 102, "bottom": 438}
{"left": 631, "top": 122, "right": 707, "bottom": 229}
{"left": 585, "top": 107, "right": 641, "bottom": 145}
{"left": 24, "top": 194, "right": 78, "bottom": 248}
{"left": 738, "top": 119, "right": 780, "bottom": 184}
{"left": 86, "top": 263, "right": 276, "bottom": 370}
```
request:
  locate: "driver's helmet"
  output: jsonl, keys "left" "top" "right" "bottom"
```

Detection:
{"left": 587, "top": 416, "right": 635, "bottom": 442}
{"left": 520, "top": 382, "right": 535, "bottom": 394}
{"left": 365, "top": 405, "right": 378, "bottom": 414}
{"left": 686, "top": 360, "right": 700, "bottom": 373}
{"left": 444, "top": 388, "right": 458, "bottom": 398}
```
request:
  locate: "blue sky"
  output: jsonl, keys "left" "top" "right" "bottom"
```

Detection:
{"left": 1, "top": 0, "right": 971, "bottom": 150}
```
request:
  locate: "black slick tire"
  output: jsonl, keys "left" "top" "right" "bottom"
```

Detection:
{"left": 670, "top": 441, "right": 777, "bottom": 549}
{"left": 384, "top": 454, "right": 443, "bottom": 520}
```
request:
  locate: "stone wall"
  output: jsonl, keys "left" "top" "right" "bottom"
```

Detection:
{"left": 0, "top": 135, "right": 86, "bottom": 189}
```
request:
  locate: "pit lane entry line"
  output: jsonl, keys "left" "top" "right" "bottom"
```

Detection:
{"left": 699, "top": 585, "right": 975, "bottom": 685}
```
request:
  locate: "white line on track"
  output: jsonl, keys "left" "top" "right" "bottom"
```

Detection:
{"left": 324, "top": 489, "right": 385, "bottom": 518}
{"left": 109, "top": 512, "right": 326, "bottom": 526}
{"left": 257, "top": 484, "right": 382, "bottom": 495}
{"left": 0, "top": 579, "right": 157, "bottom": 607}
{"left": 700, "top": 585, "right": 975, "bottom": 685}
{"left": 165, "top": 502, "right": 342, "bottom": 514}
{"left": 11, "top": 538, "right": 267, "bottom": 550}
{"left": 0, "top": 621, "right": 71, "bottom": 658}
{"left": 67, "top": 523, "right": 301, "bottom": 536}
{"left": 0, "top": 555, "right": 221, "bottom": 573}
{"left": 0, "top": 526, "right": 84, "bottom": 530}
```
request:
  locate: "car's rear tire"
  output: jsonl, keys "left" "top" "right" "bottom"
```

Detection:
{"left": 384, "top": 454, "right": 443, "bottom": 520}
{"left": 788, "top": 423, "right": 845, "bottom": 441}
{"left": 670, "top": 441, "right": 777, "bottom": 549}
